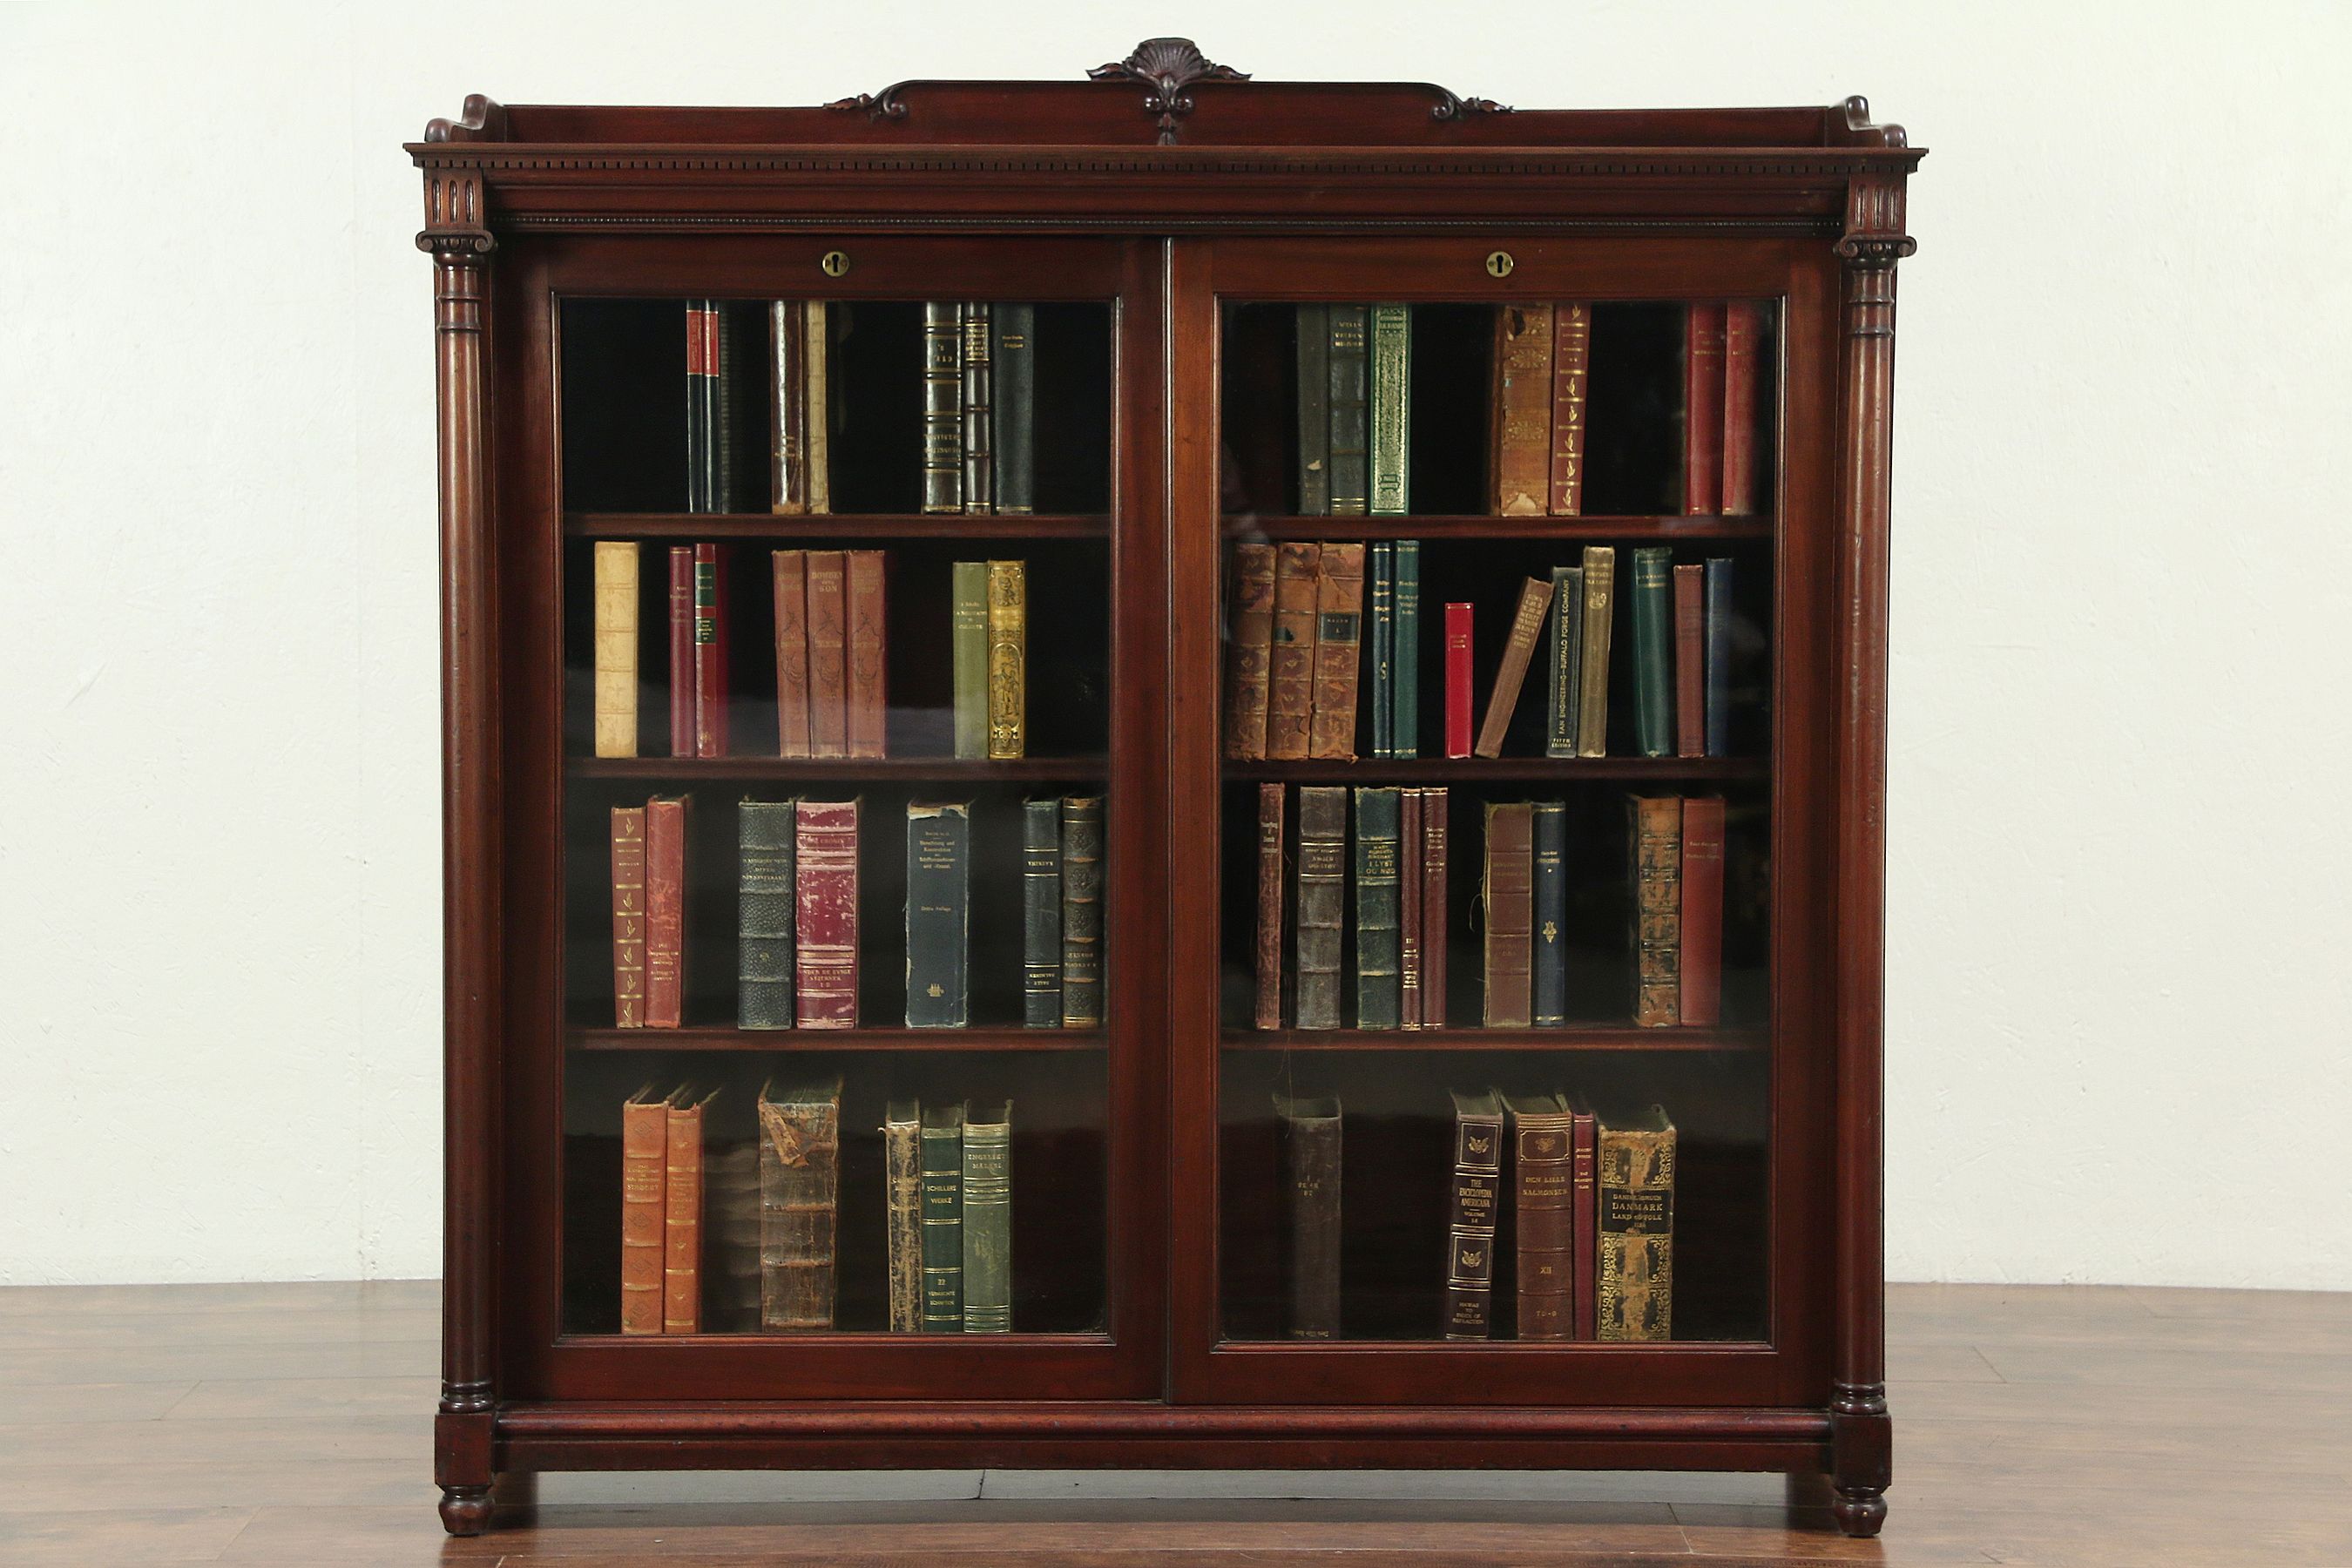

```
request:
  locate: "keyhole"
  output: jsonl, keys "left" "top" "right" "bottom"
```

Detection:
{"left": 820, "top": 250, "right": 851, "bottom": 278}
{"left": 1485, "top": 250, "right": 1516, "bottom": 279}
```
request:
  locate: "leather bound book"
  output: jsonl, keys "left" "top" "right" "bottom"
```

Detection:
{"left": 805, "top": 301, "right": 831, "bottom": 516}
{"left": 918, "top": 1103, "right": 964, "bottom": 1331}
{"left": 1443, "top": 1089, "right": 1504, "bottom": 1340}
{"left": 667, "top": 546, "right": 694, "bottom": 756}
{"left": 1504, "top": 1093, "right": 1573, "bottom": 1340}
{"left": 1564, "top": 1096, "right": 1600, "bottom": 1338}
{"left": 692, "top": 542, "right": 728, "bottom": 759}
{"left": 1673, "top": 564, "right": 1706, "bottom": 759}
{"left": 962, "top": 1101, "right": 1014, "bottom": 1333}
{"left": 1683, "top": 303, "right": 1727, "bottom": 515}
{"left": 1490, "top": 303, "right": 1552, "bottom": 516}
{"left": 1598, "top": 1105, "right": 1677, "bottom": 1342}
{"left": 1679, "top": 796, "right": 1726, "bottom": 1027}
{"left": 986, "top": 559, "right": 1027, "bottom": 760}
{"left": 921, "top": 301, "right": 963, "bottom": 513}
{"left": 1443, "top": 601, "right": 1472, "bottom": 759}
{"left": 1266, "top": 542, "right": 1321, "bottom": 760}
{"left": 1222, "top": 543, "right": 1277, "bottom": 761}
{"left": 882, "top": 1100, "right": 923, "bottom": 1332}
{"left": 993, "top": 303, "right": 1036, "bottom": 515}
{"left": 772, "top": 550, "right": 812, "bottom": 759}
{"left": 1720, "top": 301, "right": 1761, "bottom": 517}
{"left": 1548, "top": 302, "right": 1591, "bottom": 516}
{"left": 620, "top": 1085, "right": 672, "bottom": 1335}
{"left": 1575, "top": 546, "right": 1617, "bottom": 758}
{"left": 1474, "top": 575, "right": 1556, "bottom": 760}
{"left": 951, "top": 560, "right": 990, "bottom": 760}
{"left": 1022, "top": 797, "right": 1063, "bottom": 1027}
{"left": 1531, "top": 801, "right": 1568, "bottom": 1027}
{"left": 1308, "top": 542, "right": 1365, "bottom": 760}
{"left": 663, "top": 1087, "right": 716, "bottom": 1334}
{"left": 1629, "top": 794, "right": 1683, "bottom": 1028}
{"left": 1368, "top": 541, "right": 1394, "bottom": 761}
{"left": 769, "top": 299, "right": 808, "bottom": 514}
{"left": 793, "top": 798, "right": 859, "bottom": 1029}
{"left": 1254, "top": 783, "right": 1284, "bottom": 1030}
{"left": 1294, "top": 786, "right": 1348, "bottom": 1030}
{"left": 705, "top": 1139, "right": 764, "bottom": 1334}
{"left": 737, "top": 800, "right": 795, "bottom": 1030}
{"left": 1392, "top": 538, "right": 1421, "bottom": 758}
{"left": 845, "top": 550, "right": 888, "bottom": 760}
{"left": 685, "top": 303, "right": 708, "bottom": 512}
{"left": 645, "top": 795, "right": 687, "bottom": 1030}
{"left": 1421, "top": 787, "right": 1448, "bottom": 1028}
{"left": 1326, "top": 306, "right": 1369, "bottom": 516}
{"left": 610, "top": 806, "right": 647, "bottom": 1028}
{"left": 758, "top": 1076, "right": 842, "bottom": 1331}
{"left": 1274, "top": 1094, "right": 1342, "bottom": 1339}
{"left": 1544, "top": 564, "right": 1585, "bottom": 759}
{"left": 592, "top": 541, "right": 639, "bottom": 758}
{"left": 1481, "top": 801, "right": 1534, "bottom": 1028}
{"left": 712, "top": 301, "right": 737, "bottom": 514}
{"left": 904, "top": 801, "right": 970, "bottom": 1028}
{"left": 1294, "top": 304, "right": 1330, "bottom": 515}
{"left": 1399, "top": 787, "right": 1423, "bottom": 1031}
{"left": 804, "top": 550, "right": 848, "bottom": 760}
{"left": 1369, "top": 303, "right": 1411, "bottom": 516}
{"left": 1704, "top": 558, "right": 1734, "bottom": 757}
{"left": 1058, "top": 794, "right": 1105, "bottom": 1028}
{"left": 1629, "top": 547, "right": 1674, "bottom": 759}
{"left": 1353, "top": 787, "right": 1402, "bottom": 1030}
{"left": 960, "top": 302, "right": 995, "bottom": 515}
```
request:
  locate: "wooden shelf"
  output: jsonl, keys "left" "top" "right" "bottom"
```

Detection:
{"left": 1225, "top": 1026, "right": 1765, "bottom": 1051}
{"left": 571, "top": 1027, "right": 1103, "bottom": 1051}
{"left": 1224, "top": 514, "right": 1774, "bottom": 542}
{"left": 568, "top": 511, "right": 1109, "bottom": 540}
{"left": 1227, "top": 756, "right": 1767, "bottom": 784}
{"left": 572, "top": 755, "right": 1107, "bottom": 782}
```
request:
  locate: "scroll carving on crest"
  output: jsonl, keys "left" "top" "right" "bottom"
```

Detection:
{"left": 1088, "top": 37, "right": 1250, "bottom": 145}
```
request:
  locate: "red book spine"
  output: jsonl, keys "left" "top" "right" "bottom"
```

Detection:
{"left": 1720, "top": 301, "right": 1761, "bottom": 516}
{"left": 844, "top": 550, "right": 888, "bottom": 760}
{"left": 794, "top": 798, "right": 860, "bottom": 1028}
{"left": 805, "top": 551, "right": 848, "bottom": 760}
{"left": 1254, "top": 783, "right": 1284, "bottom": 1030}
{"left": 1443, "top": 602, "right": 1473, "bottom": 759}
{"left": 1679, "top": 795, "right": 1726, "bottom": 1026}
{"left": 667, "top": 547, "right": 694, "bottom": 756}
{"left": 1399, "top": 787, "right": 1423, "bottom": 1031}
{"left": 644, "top": 796, "right": 686, "bottom": 1029}
{"left": 1673, "top": 564, "right": 1706, "bottom": 759}
{"left": 1421, "top": 786, "right": 1447, "bottom": 1027}
{"left": 692, "top": 542, "right": 727, "bottom": 757}
{"left": 1571, "top": 1107, "right": 1598, "bottom": 1339}
{"left": 1682, "top": 303, "right": 1726, "bottom": 515}
{"left": 772, "top": 550, "right": 811, "bottom": 759}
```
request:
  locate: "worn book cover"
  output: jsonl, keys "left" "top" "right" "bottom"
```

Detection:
{"left": 1544, "top": 564, "right": 1585, "bottom": 759}
{"left": 993, "top": 303, "right": 1036, "bottom": 514}
{"left": 769, "top": 299, "right": 808, "bottom": 514}
{"left": 882, "top": 1100, "right": 923, "bottom": 1332}
{"left": 1481, "top": 801, "right": 1533, "bottom": 1028}
{"left": 919, "top": 1103, "right": 965, "bottom": 1331}
{"left": 1353, "top": 787, "right": 1402, "bottom": 1030}
{"left": 1308, "top": 542, "right": 1365, "bottom": 760}
{"left": 1399, "top": 787, "right": 1423, "bottom": 1031}
{"left": 737, "top": 800, "right": 795, "bottom": 1030}
{"left": 845, "top": 550, "right": 888, "bottom": 760}
{"left": 804, "top": 550, "right": 848, "bottom": 760}
{"left": 1720, "top": 301, "right": 1761, "bottom": 517}
{"left": 1443, "top": 1089, "right": 1504, "bottom": 1339}
{"left": 1369, "top": 303, "right": 1411, "bottom": 516}
{"left": 1597, "top": 1105, "right": 1676, "bottom": 1342}
{"left": 1575, "top": 546, "right": 1616, "bottom": 758}
{"left": 772, "top": 550, "right": 811, "bottom": 759}
{"left": 950, "top": 560, "right": 990, "bottom": 760}
{"left": 1391, "top": 538, "right": 1421, "bottom": 758}
{"left": 1678, "top": 796, "right": 1727, "bottom": 1027}
{"left": 1673, "top": 564, "right": 1707, "bottom": 759}
{"left": 1326, "top": 305, "right": 1369, "bottom": 516}
{"left": 1531, "top": 801, "right": 1568, "bottom": 1027}
{"left": 1267, "top": 542, "right": 1321, "bottom": 760}
{"left": 1223, "top": 543, "right": 1277, "bottom": 760}
{"left": 921, "top": 301, "right": 963, "bottom": 513}
{"left": 667, "top": 546, "right": 694, "bottom": 756}
{"left": 960, "top": 301, "right": 994, "bottom": 515}
{"left": 1255, "top": 783, "right": 1285, "bottom": 1030}
{"left": 1629, "top": 795, "right": 1683, "bottom": 1027}
{"left": 644, "top": 796, "right": 688, "bottom": 1030}
{"left": 1549, "top": 302, "right": 1591, "bottom": 516}
{"left": 620, "top": 1085, "right": 673, "bottom": 1335}
{"left": 962, "top": 1101, "right": 1014, "bottom": 1332}
{"left": 1058, "top": 794, "right": 1105, "bottom": 1028}
{"left": 1475, "top": 576, "right": 1555, "bottom": 759}
{"left": 663, "top": 1087, "right": 718, "bottom": 1334}
{"left": 794, "top": 798, "right": 859, "bottom": 1028}
{"left": 1294, "top": 303, "right": 1330, "bottom": 515}
{"left": 1294, "top": 786, "right": 1348, "bottom": 1030}
{"left": 1274, "top": 1094, "right": 1342, "bottom": 1339}
{"left": 610, "top": 806, "right": 647, "bottom": 1028}
{"left": 1368, "top": 541, "right": 1394, "bottom": 761}
{"left": 904, "top": 801, "right": 970, "bottom": 1028}
{"left": 1023, "top": 797, "right": 1064, "bottom": 1028}
{"left": 1683, "top": 303, "right": 1727, "bottom": 515}
{"left": 1629, "top": 547, "right": 1676, "bottom": 759}
{"left": 1504, "top": 1092, "right": 1573, "bottom": 1340}
{"left": 691, "top": 542, "right": 728, "bottom": 759}
{"left": 1420, "top": 787, "right": 1449, "bottom": 1029}
{"left": 986, "top": 559, "right": 1027, "bottom": 760}
{"left": 758, "top": 1077, "right": 842, "bottom": 1331}
{"left": 1490, "top": 303, "right": 1552, "bottom": 516}
{"left": 592, "top": 541, "right": 639, "bottom": 757}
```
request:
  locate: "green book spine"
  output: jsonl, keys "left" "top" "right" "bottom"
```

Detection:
{"left": 992, "top": 304, "right": 1036, "bottom": 515}
{"left": 737, "top": 800, "right": 796, "bottom": 1029}
{"left": 1354, "top": 787, "right": 1403, "bottom": 1029}
{"left": 1022, "top": 797, "right": 1063, "bottom": 1027}
{"left": 1392, "top": 539, "right": 1419, "bottom": 758}
{"left": 918, "top": 1105, "right": 964, "bottom": 1331}
{"left": 1369, "top": 541, "right": 1395, "bottom": 760}
{"left": 904, "top": 801, "right": 970, "bottom": 1027}
{"left": 1369, "top": 303, "right": 1411, "bottom": 516}
{"left": 950, "top": 561, "right": 989, "bottom": 759}
{"left": 1295, "top": 305, "right": 1329, "bottom": 516}
{"left": 1630, "top": 547, "right": 1675, "bottom": 758}
{"left": 1059, "top": 794, "right": 1105, "bottom": 1027}
{"left": 1545, "top": 565, "right": 1585, "bottom": 759}
{"left": 1327, "top": 306, "right": 1369, "bottom": 516}
{"left": 961, "top": 1102, "right": 1013, "bottom": 1332}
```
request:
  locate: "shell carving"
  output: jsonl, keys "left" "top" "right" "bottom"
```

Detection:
{"left": 1088, "top": 37, "right": 1251, "bottom": 145}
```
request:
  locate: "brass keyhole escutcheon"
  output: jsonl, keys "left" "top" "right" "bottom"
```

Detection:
{"left": 1485, "top": 250, "right": 1516, "bottom": 278}
{"left": 819, "top": 250, "right": 852, "bottom": 278}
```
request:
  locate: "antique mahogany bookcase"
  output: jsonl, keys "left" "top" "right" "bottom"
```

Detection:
{"left": 411, "top": 40, "right": 1919, "bottom": 1538}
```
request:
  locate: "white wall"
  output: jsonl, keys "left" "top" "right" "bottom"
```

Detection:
{"left": 3, "top": 1, "right": 2347, "bottom": 1289}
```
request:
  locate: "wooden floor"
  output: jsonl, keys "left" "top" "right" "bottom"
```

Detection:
{"left": 0, "top": 1282, "right": 2345, "bottom": 1565}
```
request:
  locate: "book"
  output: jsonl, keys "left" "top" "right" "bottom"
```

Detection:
{"left": 1058, "top": 794, "right": 1105, "bottom": 1027}
{"left": 1549, "top": 302, "right": 1591, "bottom": 516}
{"left": 904, "top": 801, "right": 970, "bottom": 1028}
{"left": 1544, "top": 564, "right": 1585, "bottom": 758}
{"left": 805, "top": 301, "right": 831, "bottom": 515}
{"left": 962, "top": 1101, "right": 1013, "bottom": 1332}
{"left": 1683, "top": 303, "right": 1727, "bottom": 515}
{"left": 686, "top": 301, "right": 721, "bottom": 513}
{"left": 1531, "top": 801, "right": 1567, "bottom": 1027}
{"left": 1267, "top": 542, "right": 1321, "bottom": 760}
{"left": 1480, "top": 801, "right": 1534, "bottom": 1028}
{"left": 1490, "top": 303, "right": 1551, "bottom": 515}
{"left": 1399, "top": 787, "right": 1423, "bottom": 1031}
{"left": 1254, "top": 783, "right": 1284, "bottom": 1030}
{"left": 620, "top": 1085, "right": 672, "bottom": 1335}
{"left": 1369, "top": 303, "right": 1410, "bottom": 516}
{"left": 921, "top": 301, "right": 963, "bottom": 513}
{"left": 845, "top": 550, "right": 887, "bottom": 760}
{"left": 960, "top": 302, "right": 994, "bottom": 514}
{"left": 692, "top": 542, "right": 727, "bottom": 758}
{"left": 1223, "top": 543, "right": 1277, "bottom": 760}
{"left": 1308, "top": 541, "right": 1365, "bottom": 760}
{"left": 1673, "top": 564, "right": 1706, "bottom": 759}
{"left": 667, "top": 546, "right": 693, "bottom": 756}
{"left": 1368, "top": 541, "right": 1394, "bottom": 761}
{"left": 610, "top": 806, "right": 647, "bottom": 1028}
{"left": 1679, "top": 796, "right": 1727, "bottom": 1027}
{"left": 950, "top": 560, "right": 990, "bottom": 760}
{"left": 592, "top": 541, "right": 639, "bottom": 757}
{"left": 1421, "top": 787, "right": 1448, "bottom": 1028}
{"left": 1443, "top": 1088, "right": 1504, "bottom": 1340}
{"left": 918, "top": 1103, "right": 964, "bottom": 1331}
{"left": 1391, "top": 537, "right": 1420, "bottom": 757}
{"left": 769, "top": 299, "right": 808, "bottom": 514}
{"left": 1721, "top": 301, "right": 1760, "bottom": 517}
{"left": 712, "top": 301, "right": 737, "bottom": 514}
{"left": 794, "top": 798, "right": 859, "bottom": 1029}
{"left": 804, "top": 550, "right": 848, "bottom": 760}
{"left": 1474, "top": 575, "right": 1556, "bottom": 759}
{"left": 1294, "top": 303, "right": 1330, "bottom": 515}
{"left": 986, "top": 559, "right": 1026, "bottom": 760}
{"left": 1504, "top": 1093, "right": 1573, "bottom": 1340}
{"left": 1023, "top": 797, "right": 1064, "bottom": 1028}
{"left": 1274, "top": 1094, "right": 1342, "bottom": 1339}
{"left": 882, "top": 1100, "right": 923, "bottom": 1332}
{"left": 737, "top": 800, "right": 795, "bottom": 1030}
{"left": 1353, "top": 787, "right": 1402, "bottom": 1030}
{"left": 645, "top": 795, "right": 687, "bottom": 1029}
{"left": 758, "top": 1076, "right": 842, "bottom": 1331}
{"left": 1443, "top": 601, "right": 1472, "bottom": 759}
{"left": 1327, "top": 306, "right": 1369, "bottom": 516}
{"left": 1704, "top": 558, "right": 1734, "bottom": 757}
{"left": 706, "top": 1139, "right": 764, "bottom": 1334}
{"left": 1629, "top": 546, "right": 1674, "bottom": 759}
{"left": 993, "top": 303, "right": 1036, "bottom": 515}
{"left": 1597, "top": 1105, "right": 1677, "bottom": 1342}
{"left": 1565, "top": 1096, "right": 1600, "bottom": 1339}
{"left": 772, "top": 550, "right": 811, "bottom": 759}
{"left": 1294, "top": 786, "right": 1348, "bottom": 1030}
{"left": 1575, "top": 546, "right": 1616, "bottom": 758}
{"left": 663, "top": 1087, "right": 716, "bottom": 1334}
{"left": 1630, "top": 794, "right": 1683, "bottom": 1028}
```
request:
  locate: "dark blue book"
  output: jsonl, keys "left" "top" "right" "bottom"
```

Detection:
{"left": 1704, "top": 557, "right": 1734, "bottom": 757}
{"left": 1531, "top": 801, "right": 1568, "bottom": 1026}
{"left": 1391, "top": 539, "right": 1420, "bottom": 757}
{"left": 1369, "top": 541, "right": 1395, "bottom": 760}
{"left": 905, "top": 801, "right": 970, "bottom": 1027}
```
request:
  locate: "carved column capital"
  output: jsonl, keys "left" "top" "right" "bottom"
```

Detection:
{"left": 418, "top": 168, "right": 496, "bottom": 261}
{"left": 1835, "top": 174, "right": 1913, "bottom": 271}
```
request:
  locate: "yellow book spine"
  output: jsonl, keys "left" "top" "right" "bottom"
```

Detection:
{"left": 592, "top": 541, "right": 639, "bottom": 757}
{"left": 985, "top": 559, "right": 1026, "bottom": 759}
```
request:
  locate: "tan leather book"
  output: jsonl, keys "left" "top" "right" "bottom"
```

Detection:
{"left": 805, "top": 550, "right": 848, "bottom": 759}
{"left": 1481, "top": 802, "right": 1534, "bottom": 1027}
{"left": 1223, "top": 543, "right": 1277, "bottom": 760}
{"left": 1490, "top": 304, "right": 1552, "bottom": 516}
{"left": 1266, "top": 542, "right": 1321, "bottom": 760}
{"left": 644, "top": 796, "right": 687, "bottom": 1030}
{"left": 758, "top": 1077, "right": 842, "bottom": 1331}
{"left": 1597, "top": 1105, "right": 1677, "bottom": 1341}
{"left": 1630, "top": 794, "right": 1683, "bottom": 1027}
{"left": 619, "top": 1086, "right": 672, "bottom": 1335}
{"left": 772, "top": 550, "right": 811, "bottom": 759}
{"left": 985, "top": 559, "right": 1026, "bottom": 759}
{"left": 1473, "top": 576, "right": 1556, "bottom": 759}
{"left": 804, "top": 301, "right": 831, "bottom": 516}
{"left": 1504, "top": 1092, "right": 1573, "bottom": 1340}
{"left": 1575, "top": 546, "right": 1617, "bottom": 758}
{"left": 1549, "top": 303, "right": 1591, "bottom": 516}
{"left": 846, "top": 550, "right": 887, "bottom": 760}
{"left": 609, "top": 806, "right": 646, "bottom": 1028}
{"left": 882, "top": 1100, "right": 923, "bottom": 1332}
{"left": 663, "top": 1088, "right": 716, "bottom": 1333}
{"left": 592, "top": 542, "right": 639, "bottom": 757}
{"left": 1307, "top": 541, "right": 1365, "bottom": 760}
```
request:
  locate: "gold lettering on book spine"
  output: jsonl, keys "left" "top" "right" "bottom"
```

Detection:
{"left": 985, "top": 560, "right": 1026, "bottom": 759}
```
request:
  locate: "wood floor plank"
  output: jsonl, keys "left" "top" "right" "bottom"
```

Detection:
{"left": 0, "top": 1281, "right": 435, "bottom": 1316}
{"left": 162, "top": 1375, "right": 440, "bottom": 1423}
{"left": 0, "top": 1414, "right": 425, "bottom": 1467}
{"left": 0, "top": 1380, "right": 199, "bottom": 1423}
{"left": 0, "top": 1505, "right": 256, "bottom": 1566}
{"left": 0, "top": 1337, "right": 439, "bottom": 1386}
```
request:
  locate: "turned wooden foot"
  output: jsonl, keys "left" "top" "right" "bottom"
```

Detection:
{"left": 1832, "top": 1483, "right": 1888, "bottom": 1537}
{"left": 438, "top": 1484, "right": 494, "bottom": 1536}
